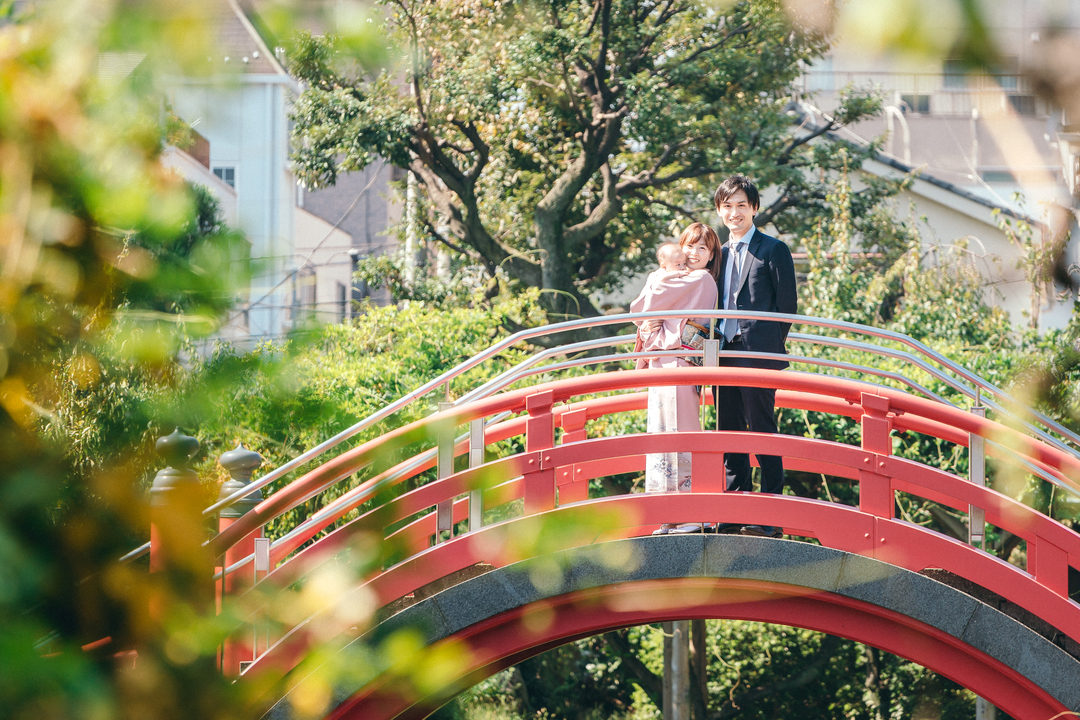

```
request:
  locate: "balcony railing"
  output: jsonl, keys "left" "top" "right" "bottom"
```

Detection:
{"left": 799, "top": 71, "right": 1050, "bottom": 117}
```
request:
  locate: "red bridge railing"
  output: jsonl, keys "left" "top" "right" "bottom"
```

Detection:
{"left": 132, "top": 314, "right": 1080, "bottom": 703}
{"left": 200, "top": 367, "right": 1080, "bottom": 688}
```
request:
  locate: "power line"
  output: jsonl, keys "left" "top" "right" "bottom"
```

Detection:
{"left": 225, "top": 161, "right": 388, "bottom": 325}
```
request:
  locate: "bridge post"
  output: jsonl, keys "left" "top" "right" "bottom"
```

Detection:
{"left": 702, "top": 338, "right": 720, "bottom": 432}
{"left": 557, "top": 407, "right": 589, "bottom": 504}
{"left": 859, "top": 394, "right": 894, "bottom": 518}
{"left": 469, "top": 418, "right": 485, "bottom": 532}
{"left": 967, "top": 402, "right": 1000, "bottom": 719}
{"left": 524, "top": 390, "right": 556, "bottom": 514}
{"left": 148, "top": 429, "right": 215, "bottom": 674}
{"left": 149, "top": 429, "right": 204, "bottom": 575}
{"left": 215, "top": 444, "right": 264, "bottom": 676}
{"left": 968, "top": 404, "right": 987, "bottom": 547}
{"left": 436, "top": 403, "right": 455, "bottom": 544}
{"left": 692, "top": 339, "right": 725, "bottom": 492}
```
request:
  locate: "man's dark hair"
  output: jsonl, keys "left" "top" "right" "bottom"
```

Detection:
{"left": 714, "top": 174, "right": 760, "bottom": 211}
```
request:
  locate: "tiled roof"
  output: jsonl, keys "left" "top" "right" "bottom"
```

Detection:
{"left": 208, "top": 0, "right": 287, "bottom": 75}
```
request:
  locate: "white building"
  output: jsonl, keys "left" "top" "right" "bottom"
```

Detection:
{"left": 794, "top": 0, "right": 1080, "bottom": 331}
{"left": 162, "top": 0, "right": 299, "bottom": 339}
{"left": 160, "top": 0, "right": 401, "bottom": 341}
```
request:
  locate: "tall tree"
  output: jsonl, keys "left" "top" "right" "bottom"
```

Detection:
{"left": 289, "top": 0, "right": 884, "bottom": 317}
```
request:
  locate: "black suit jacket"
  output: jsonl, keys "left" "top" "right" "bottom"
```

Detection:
{"left": 718, "top": 228, "right": 798, "bottom": 370}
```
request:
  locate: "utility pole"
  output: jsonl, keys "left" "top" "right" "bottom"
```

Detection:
{"left": 404, "top": 81, "right": 419, "bottom": 290}
{"left": 404, "top": 169, "right": 418, "bottom": 289}
{"left": 971, "top": 107, "right": 980, "bottom": 178}
{"left": 663, "top": 621, "right": 691, "bottom": 720}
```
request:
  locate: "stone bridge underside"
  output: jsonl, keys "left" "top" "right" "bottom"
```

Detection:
{"left": 266, "top": 535, "right": 1080, "bottom": 720}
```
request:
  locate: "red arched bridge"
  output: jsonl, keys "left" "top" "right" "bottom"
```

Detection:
{"left": 136, "top": 312, "right": 1080, "bottom": 720}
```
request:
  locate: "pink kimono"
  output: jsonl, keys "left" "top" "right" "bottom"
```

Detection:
{"left": 630, "top": 269, "right": 719, "bottom": 493}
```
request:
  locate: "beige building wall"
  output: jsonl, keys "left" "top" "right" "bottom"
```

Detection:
{"left": 293, "top": 208, "right": 357, "bottom": 325}
{"left": 860, "top": 158, "right": 1074, "bottom": 331}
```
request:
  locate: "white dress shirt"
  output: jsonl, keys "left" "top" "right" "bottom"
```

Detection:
{"left": 723, "top": 225, "right": 755, "bottom": 311}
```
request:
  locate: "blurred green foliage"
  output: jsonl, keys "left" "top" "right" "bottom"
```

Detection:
{"left": 0, "top": 1, "right": 253, "bottom": 718}
{"left": 5, "top": 0, "right": 1079, "bottom": 719}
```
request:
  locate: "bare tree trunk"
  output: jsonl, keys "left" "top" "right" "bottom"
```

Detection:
{"left": 404, "top": 169, "right": 419, "bottom": 289}
{"left": 862, "top": 646, "right": 887, "bottom": 720}
{"left": 976, "top": 696, "right": 998, "bottom": 719}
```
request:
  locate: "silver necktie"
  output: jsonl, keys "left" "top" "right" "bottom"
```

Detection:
{"left": 724, "top": 243, "right": 745, "bottom": 341}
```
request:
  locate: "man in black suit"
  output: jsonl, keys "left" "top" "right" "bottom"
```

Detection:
{"left": 712, "top": 175, "right": 797, "bottom": 538}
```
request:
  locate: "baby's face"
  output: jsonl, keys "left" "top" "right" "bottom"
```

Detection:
{"left": 660, "top": 247, "right": 687, "bottom": 271}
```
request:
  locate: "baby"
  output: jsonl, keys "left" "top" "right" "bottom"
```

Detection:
{"left": 654, "top": 242, "right": 688, "bottom": 278}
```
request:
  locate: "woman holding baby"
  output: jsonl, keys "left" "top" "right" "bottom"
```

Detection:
{"left": 629, "top": 223, "right": 721, "bottom": 533}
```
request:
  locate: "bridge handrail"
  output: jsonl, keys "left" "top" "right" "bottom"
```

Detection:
{"left": 459, "top": 329, "right": 1074, "bottom": 461}
{"left": 119, "top": 312, "right": 1080, "bottom": 566}
{"left": 215, "top": 381, "right": 1076, "bottom": 583}
{"left": 206, "top": 367, "right": 1080, "bottom": 560}
{"left": 205, "top": 311, "right": 1080, "bottom": 517}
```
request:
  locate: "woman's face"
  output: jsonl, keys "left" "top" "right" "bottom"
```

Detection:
{"left": 682, "top": 238, "right": 713, "bottom": 271}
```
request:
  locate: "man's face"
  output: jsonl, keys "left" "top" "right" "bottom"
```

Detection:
{"left": 718, "top": 189, "right": 756, "bottom": 238}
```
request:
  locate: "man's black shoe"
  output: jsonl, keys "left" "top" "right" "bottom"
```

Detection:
{"left": 740, "top": 525, "right": 782, "bottom": 538}
{"left": 715, "top": 523, "right": 743, "bottom": 535}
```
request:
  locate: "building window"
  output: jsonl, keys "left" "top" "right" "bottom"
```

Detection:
{"left": 213, "top": 166, "right": 236, "bottom": 188}
{"left": 1008, "top": 95, "right": 1037, "bottom": 116}
{"left": 901, "top": 94, "right": 930, "bottom": 114}
{"left": 943, "top": 59, "right": 968, "bottom": 89}
{"left": 982, "top": 170, "right": 1015, "bottom": 184}
{"left": 994, "top": 56, "right": 1020, "bottom": 91}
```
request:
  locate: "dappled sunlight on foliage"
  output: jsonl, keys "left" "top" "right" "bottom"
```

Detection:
{"left": 5, "top": 0, "right": 1080, "bottom": 719}
{"left": 0, "top": 0, "right": 259, "bottom": 717}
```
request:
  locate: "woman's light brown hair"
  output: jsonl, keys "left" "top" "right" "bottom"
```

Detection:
{"left": 678, "top": 222, "right": 722, "bottom": 281}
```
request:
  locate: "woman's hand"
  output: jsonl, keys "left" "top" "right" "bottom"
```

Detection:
{"left": 640, "top": 318, "right": 663, "bottom": 333}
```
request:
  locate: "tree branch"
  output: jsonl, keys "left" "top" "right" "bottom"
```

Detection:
{"left": 562, "top": 163, "right": 621, "bottom": 248}
{"left": 754, "top": 188, "right": 797, "bottom": 228}
{"left": 412, "top": 126, "right": 469, "bottom": 197}
{"left": 439, "top": 139, "right": 475, "bottom": 158}
{"left": 603, "top": 630, "right": 663, "bottom": 711}
{"left": 410, "top": 160, "right": 518, "bottom": 276}
{"left": 420, "top": 214, "right": 489, "bottom": 271}
{"left": 453, "top": 120, "right": 490, "bottom": 181}
{"left": 777, "top": 119, "right": 837, "bottom": 166}
{"left": 711, "top": 634, "right": 842, "bottom": 719}
{"left": 616, "top": 161, "right": 721, "bottom": 194}
{"left": 388, "top": 0, "right": 429, "bottom": 124}
{"left": 584, "top": 0, "right": 602, "bottom": 35}
{"left": 560, "top": 65, "right": 592, "bottom": 126}
{"left": 654, "top": 23, "right": 752, "bottom": 78}
{"left": 628, "top": 0, "right": 688, "bottom": 68}
{"left": 629, "top": 191, "right": 700, "bottom": 221}
{"left": 592, "top": 0, "right": 612, "bottom": 97}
